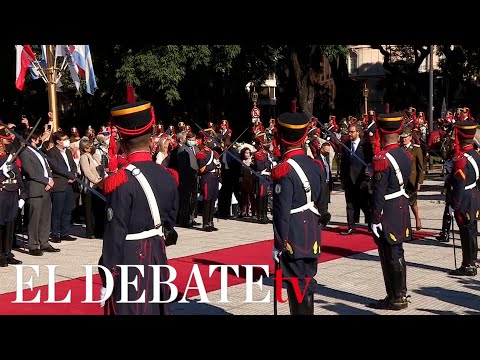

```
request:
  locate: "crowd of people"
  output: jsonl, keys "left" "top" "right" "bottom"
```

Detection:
{"left": 1, "top": 100, "right": 479, "bottom": 316}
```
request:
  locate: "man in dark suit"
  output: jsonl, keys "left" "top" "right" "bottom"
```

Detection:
{"left": 19, "top": 131, "right": 60, "bottom": 255}
{"left": 176, "top": 132, "right": 199, "bottom": 227}
{"left": 340, "top": 123, "right": 374, "bottom": 234}
{"left": 46, "top": 131, "right": 78, "bottom": 242}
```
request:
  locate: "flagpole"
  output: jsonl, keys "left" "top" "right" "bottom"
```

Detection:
{"left": 46, "top": 45, "right": 59, "bottom": 132}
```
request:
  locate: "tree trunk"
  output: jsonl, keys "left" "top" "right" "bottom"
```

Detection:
{"left": 290, "top": 48, "right": 314, "bottom": 117}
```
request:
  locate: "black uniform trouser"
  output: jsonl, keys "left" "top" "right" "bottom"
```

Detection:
{"left": 280, "top": 256, "right": 317, "bottom": 315}
{"left": 256, "top": 177, "right": 269, "bottom": 221}
{"left": 82, "top": 190, "right": 105, "bottom": 238}
{"left": 0, "top": 221, "right": 15, "bottom": 263}
{"left": 455, "top": 213, "right": 477, "bottom": 268}
{"left": 344, "top": 179, "right": 371, "bottom": 229}
{"left": 377, "top": 240, "right": 406, "bottom": 300}
{"left": 218, "top": 169, "right": 234, "bottom": 217}
{"left": 202, "top": 199, "right": 216, "bottom": 228}
{"left": 178, "top": 175, "right": 197, "bottom": 226}
{"left": 440, "top": 203, "right": 452, "bottom": 235}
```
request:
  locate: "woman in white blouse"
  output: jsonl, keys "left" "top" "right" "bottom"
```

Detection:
{"left": 79, "top": 138, "right": 104, "bottom": 239}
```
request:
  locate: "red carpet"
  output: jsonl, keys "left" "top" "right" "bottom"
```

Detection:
{"left": 0, "top": 227, "right": 434, "bottom": 314}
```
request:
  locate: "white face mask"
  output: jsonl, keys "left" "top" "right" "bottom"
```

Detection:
{"left": 63, "top": 140, "right": 71, "bottom": 148}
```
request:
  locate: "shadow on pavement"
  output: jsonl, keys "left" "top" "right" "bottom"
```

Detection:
{"left": 413, "top": 286, "right": 480, "bottom": 312}
{"left": 170, "top": 299, "right": 233, "bottom": 315}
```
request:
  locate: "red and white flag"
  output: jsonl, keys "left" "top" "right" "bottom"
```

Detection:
{"left": 15, "top": 45, "right": 37, "bottom": 90}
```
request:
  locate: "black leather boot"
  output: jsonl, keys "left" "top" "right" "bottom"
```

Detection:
{"left": 390, "top": 257, "right": 408, "bottom": 310}
{"left": 0, "top": 224, "right": 7, "bottom": 267}
{"left": 286, "top": 284, "right": 312, "bottom": 315}
{"left": 202, "top": 200, "right": 212, "bottom": 232}
{"left": 4, "top": 221, "right": 21, "bottom": 265}
{"left": 436, "top": 214, "right": 451, "bottom": 242}
{"left": 256, "top": 196, "right": 263, "bottom": 223}
{"left": 208, "top": 200, "right": 218, "bottom": 231}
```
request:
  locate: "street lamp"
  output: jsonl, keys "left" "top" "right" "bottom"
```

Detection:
{"left": 252, "top": 90, "right": 258, "bottom": 106}
{"left": 363, "top": 83, "right": 369, "bottom": 114}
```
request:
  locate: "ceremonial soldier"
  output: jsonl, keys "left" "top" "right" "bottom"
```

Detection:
{"left": 166, "top": 125, "right": 176, "bottom": 137}
{"left": 177, "top": 121, "right": 186, "bottom": 133}
{"left": 400, "top": 126, "right": 425, "bottom": 231}
{"left": 253, "top": 132, "right": 272, "bottom": 224}
{"left": 271, "top": 112, "right": 329, "bottom": 315}
{"left": 0, "top": 125, "right": 26, "bottom": 267}
{"left": 196, "top": 131, "right": 221, "bottom": 231}
{"left": 447, "top": 120, "right": 480, "bottom": 276}
{"left": 404, "top": 107, "right": 419, "bottom": 129}
{"left": 266, "top": 118, "right": 276, "bottom": 139}
{"left": 204, "top": 121, "right": 217, "bottom": 137}
{"left": 217, "top": 119, "right": 232, "bottom": 144}
{"left": 305, "top": 126, "right": 321, "bottom": 159}
{"left": 456, "top": 107, "right": 472, "bottom": 122}
{"left": 369, "top": 113, "right": 412, "bottom": 310}
{"left": 327, "top": 115, "right": 339, "bottom": 134}
{"left": 99, "top": 100, "right": 179, "bottom": 315}
{"left": 251, "top": 119, "right": 264, "bottom": 142}
{"left": 153, "top": 124, "right": 164, "bottom": 137}
{"left": 364, "top": 110, "right": 381, "bottom": 155}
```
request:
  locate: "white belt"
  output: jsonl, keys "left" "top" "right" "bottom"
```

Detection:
{"left": 286, "top": 158, "right": 319, "bottom": 215}
{"left": 464, "top": 153, "right": 479, "bottom": 190}
{"left": 290, "top": 202, "right": 320, "bottom": 215}
{"left": 384, "top": 189, "right": 408, "bottom": 200}
{"left": 124, "top": 164, "right": 164, "bottom": 241}
{"left": 260, "top": 169, "right": 271, "bottom": 175}
{"left": 125, "top": 228, "right": 164, "bottom": 241}
{"left": 384, "top": 152, "right": 409, "bottom": 200}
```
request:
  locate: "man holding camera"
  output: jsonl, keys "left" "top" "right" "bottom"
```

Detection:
{"left": 271, "top": 112, "right": 330, "bottom": 315}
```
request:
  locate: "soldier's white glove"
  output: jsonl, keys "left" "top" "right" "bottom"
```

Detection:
{"left": 448, "top": 206, "right": 455, "bottom": 217}
{"left": 100, "top": 287, "right": 107, "bottom": 308}
{"left": 371, "top": 223, "right": 383, "bottom": 238}
{"left": 272, "top": 248, "right": 281, "bottom": 263}
{"left": 18, "top": 199, "right": 25, "bottom": 209}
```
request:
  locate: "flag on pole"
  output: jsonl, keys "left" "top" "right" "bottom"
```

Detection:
{"left": 55, "top": 45, "right": 81, "bottom": 90}
{"left": 72, "top": 45, "right": 97, "bottom": 95}
{"left": 15, "top": 45, "right": 37, "bottom": 90}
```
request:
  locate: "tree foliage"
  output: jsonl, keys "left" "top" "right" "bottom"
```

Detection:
{"left": 115, "top": 45, "right": 241, "bottom": 105}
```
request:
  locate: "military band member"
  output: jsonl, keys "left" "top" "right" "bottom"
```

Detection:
{"left": 251, "top": 119, "right": 264, "bottom": 142}
{"left": 369, "top": 113, "right": 412, "bottom": 310}
{"left": 196, "top": 131, "right": 221, "bottom": 231}
{"left": 99, "top": 100, "right": 179, "bottom": 315}
{"left": 253, "top": 133, "right": 272, "bottom": 224}
{"left": 0, "top": 126, "right": 26, "bottom": 267}
{"left": 271, "top": 112, "right": 329, "bottom": 315}
{"left": 400, "top": 126, "right": 425, "bottom": 231}
{"left": 447, "top": 120, "right": 480, "bottom": 276}
{"left": 217, "top": 119, "right": 232, "bottom": 144}
{"left": 177, "top": 121, "right": 186, "bottom": 133}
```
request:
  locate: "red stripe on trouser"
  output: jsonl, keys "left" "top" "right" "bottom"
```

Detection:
{"left": 260, "top": 184, "right": 264, "bottom": 197}
{"left": 204, "top": 183, "right": 208, "bottom": 200}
